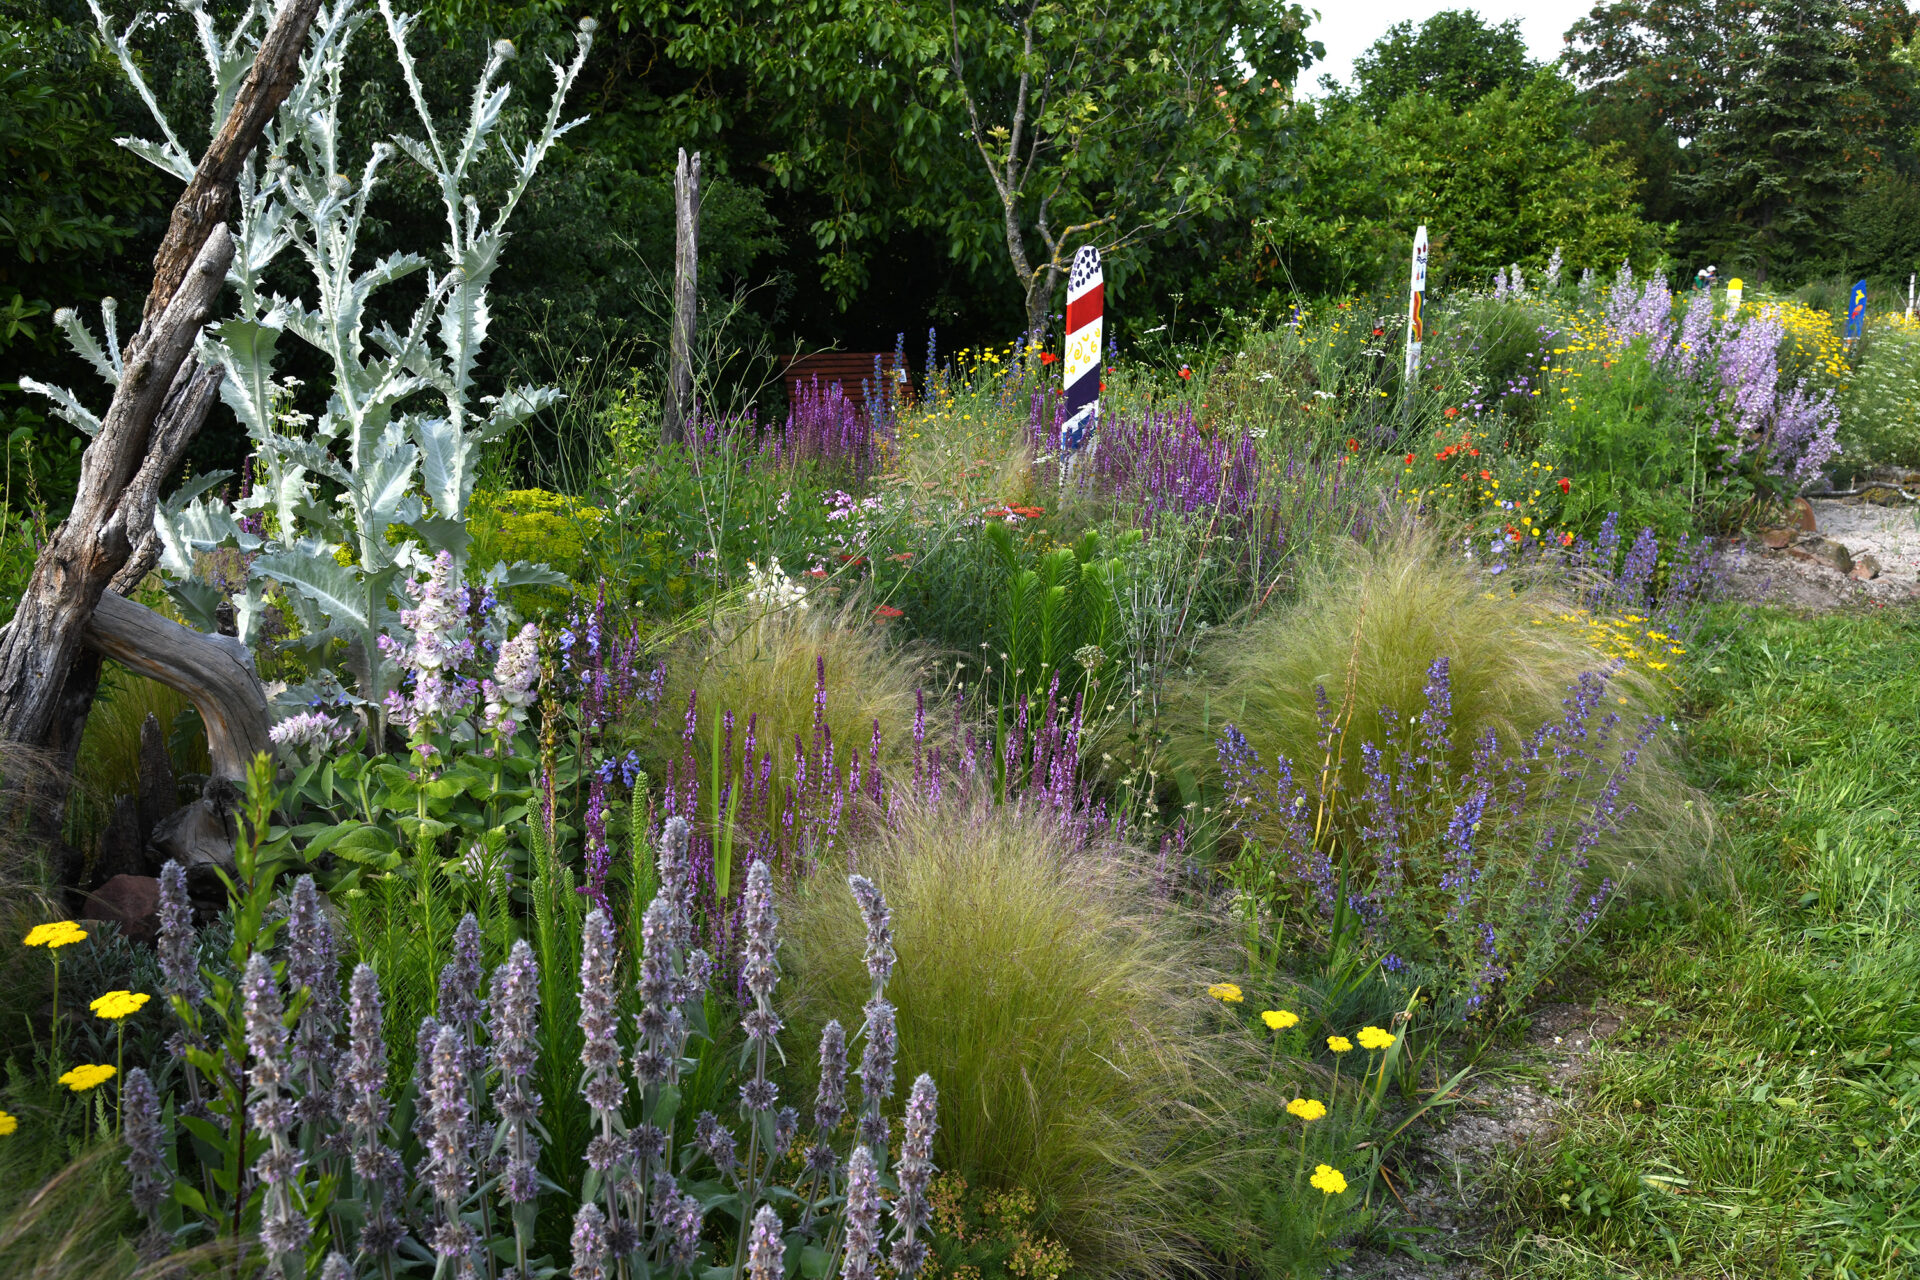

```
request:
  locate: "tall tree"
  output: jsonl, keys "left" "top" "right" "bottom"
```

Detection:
{"left": 1350, "top": 9, "right": 1533, "bottom": 117}
{"left": 1563, "top": 0, "right": 1918, "bottom": 275}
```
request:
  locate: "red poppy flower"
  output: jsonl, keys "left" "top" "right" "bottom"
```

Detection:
{"left": 1557, "top": 477, "right": 1571, "bottom": 494}
{"left": 1480, "top": 470, "right": 1491, "bottom": 481}
{"left": 807, "top": 568, "right": 828, "bottom": 578}
{"left": 1039, "top": 352, "right": 1059, "bottom": 364}
{"left": 888, "top": 552, "right": 914, "bottom": 562}
{"left": 1444, "top": 407, "right": 1459, "bottom": 419}
{"left": 1346, "top": 438, "right": 1359, "bottom": 453}
{"left": 1469, "top": 448, "right": 1479, "bottom": 458}
{"left": 1404, "top": 453, "right": 1415, "bottom": 465}
{"left": 1371, "top": 328, "right": 1384, "bottom": 337}
{"left": 1560, "top": 532, "right": 1575, "bottom": 547}
{"left": 873, "top": 605, "right": 903, "bottom": 619}
{"left": 1178, "top": 366, "right": 1192, "bottom": 380}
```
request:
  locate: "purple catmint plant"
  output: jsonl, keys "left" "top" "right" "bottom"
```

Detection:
{"left": 242, "top": 952, "right": 310, "bottom": 1263}
{"left": 1218, "top": 657, "right": 1657, "bottom": 1022}
{"left": 890, "top": 1074, "right": 939, "bottom": 1280}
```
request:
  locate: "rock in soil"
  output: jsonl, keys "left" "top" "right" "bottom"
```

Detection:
{"left": 79, "top": 873, "right": 162, "bottom": 945}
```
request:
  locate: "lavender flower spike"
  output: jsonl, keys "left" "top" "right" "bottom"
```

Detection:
{"left": 122, "top": 1067, "right": 170, "bottom": 1216}
{"left": 439, "top": 912, "right": 486, "bottom": 1071}
{"left": 577, "top": 908, "right": 626, "bottom": 1114}
{"left": 156, "top": 860, "right": 200, "bottom": 1003}
{"left": 748, "top": 1204, "right": 784, "bottom": 1280}
{"left": 856, "top": 997, "right": 897, "bottom": 1155}
{"left": 241, "top": 953, "right": 310, "bottom": 1262}
{"left": 840, "top": 1144, "right": 882, "bottom": 1280}
{"left": 424, "top": 1024, "right": 476, "bottom": 1269}
{"left": 890, "top": 1074, "right": 939, "bottom": 1280}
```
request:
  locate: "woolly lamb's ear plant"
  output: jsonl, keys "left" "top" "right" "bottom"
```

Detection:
{"left": 32, "top": 0, "right": 587, "bottom": 723}
{"left": 130, "top": 807, "right": 940, "bottom": 1276}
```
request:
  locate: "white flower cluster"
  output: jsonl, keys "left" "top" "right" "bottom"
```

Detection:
{"left": 484, "top": 623, "right": 542, "bottom": 737}
{"left": 744, "top": 558, "right": 809, "bottom": 613}
{"left": 269, "top": 709, "right": 352, "bottom": 759}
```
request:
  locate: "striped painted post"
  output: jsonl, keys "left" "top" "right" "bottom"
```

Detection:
{"left": 1062, "top": 246, "right": 1103, "bottom": 458}
{"left": 1404, "top": 224, "right": 1428, "bottom": 391}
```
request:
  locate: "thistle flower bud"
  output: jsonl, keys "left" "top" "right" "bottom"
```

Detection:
{"left": 156, "top": 861, "right": 200, "bottom": 1003}
{"left": 122, "top": 1067, "right": 170, "bottom": 1215}
{"left": 747, "top": 1204, "right": 783, "bottom": 1280}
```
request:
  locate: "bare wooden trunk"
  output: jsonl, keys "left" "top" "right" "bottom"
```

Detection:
{"left": 661, "top": 148, "right": 702, "bottom": 445}
{"left": 0, "top": 228, "right": 234, "bottom": 748}
{"left": 0, "top": 0, "right": 319, "bottom": 774}
{"left": 82, "top": 592, "right": 268, "bottom": 785}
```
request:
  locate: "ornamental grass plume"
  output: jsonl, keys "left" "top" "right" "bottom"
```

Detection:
{"left": 784, "top": 798, "right": 1261, "bottom": 1277}
{"left": 1165, "top": 515, "right": 1706, "bottom": 892}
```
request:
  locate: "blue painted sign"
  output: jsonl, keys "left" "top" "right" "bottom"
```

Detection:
{"left": 1847, "top": 280, "right": 1868, "bottom": 340}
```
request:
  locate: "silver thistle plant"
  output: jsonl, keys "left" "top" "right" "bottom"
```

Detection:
{"left": 31, "top": 0, "right": 591, "bottom": 722}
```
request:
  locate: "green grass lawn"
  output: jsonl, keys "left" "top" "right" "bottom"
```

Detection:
{"left": 1499, "top": 604, "right": 1920, "bottom": 1277}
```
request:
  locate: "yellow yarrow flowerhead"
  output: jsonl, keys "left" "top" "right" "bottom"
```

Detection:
{"left": 22, "top": 921, "right": 88, "bottom": 949}
{"left": 89, "top": 991, "right": 151, "bottom": 1021}
{"left": 1327, "top": 1035, "right": 1353, "bottom": 1054}
{"left": 1357, "top": 1026, "right": 1396, "bottom": 1051}
{"left": 1206, "top": 982, "right": 1245, "bottom": 1004}
{"left": 0, "top": 1110, "right": 16, "bottom": 1136}
{"left": 1285, "top": 1097, "right": 1327, "bottom": 1122}
{"left": 1309, "top": 1164, "right": 1348, "bottom": 1196}
{"left": 58, "top": 1064, "right": 116, "bottom": 1093}
{"left": 1261, "top": 1009, "right": 1299, "bottom": 1031}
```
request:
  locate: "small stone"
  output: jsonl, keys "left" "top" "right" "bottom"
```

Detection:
{"left": 1811, "top": 539, "right": 1854, "bottom": 575}
{"left": 80, "top": 874, "right": 162, "bottom": 945}
{"left": 1849, "top": 554, "right": 1882, "bottom": 581}
{"left": 1791, "top": 497, "right": 1816, "bottom": 530}
{"left": 1760, "top": 528, "right": 1793, "bottom": 549}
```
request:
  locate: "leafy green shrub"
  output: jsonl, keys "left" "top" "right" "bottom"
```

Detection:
{"left": 1838, "top": 321, "right": 1920, "bottom": 469}
{"left": 1163, "top": 519, "right": 1704, "bottom": 891}
{"left": 1537, "top": 342, "right": 1700, "bottom": 543}
{"left": 782, "top": 800, "right": 1263, "bottom": 1278}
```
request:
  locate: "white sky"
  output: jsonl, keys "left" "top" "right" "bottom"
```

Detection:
{"left": 1300, "top": 1, "right": 1596, "bottom": 95}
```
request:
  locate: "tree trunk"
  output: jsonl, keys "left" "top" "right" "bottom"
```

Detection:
{"left": 0, "top": 227, "right": 234, "bottom": 749}
{"left": 0, "top": 0, "right": 320, "bottom": 770}
{"left": 81, "top": 592, "right": 268, "bottom": 785}
{"left": 661, "top": 148, "right": 702, "bottom": 445}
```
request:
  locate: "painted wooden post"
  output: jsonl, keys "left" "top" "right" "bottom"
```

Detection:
{"left": 1061, "top": 245, "right": 1103, "bottom": 458}
{"left": 662, "top": 148, "right": 702, "bottom": 445}
{"left": 1404, "top": 225, "right": 1428, "bottom": 390}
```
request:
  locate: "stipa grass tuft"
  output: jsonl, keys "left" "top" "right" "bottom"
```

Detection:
{"left": 781, "top": 798, "right": 1275, "bottom": 1279}
{"left": 1164, "top": 517, "right": 1708, "bottom": 893}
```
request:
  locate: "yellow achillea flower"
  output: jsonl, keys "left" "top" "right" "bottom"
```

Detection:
{"left": 1327, "top": 1035, "right": 1353, "bottom": 1054}
{"left": 89, "top": 991, "right": 150, "bottom": 1021}
{"left": 1357, "top": 1026, "right": 1395, "bottom": 1051}
{"left": 22, "top": 921, "right": 88, "bottom": 949}
{"left": 1309, "top": 1164, "right": 1348, "bottom": 1195}
{"left": 1261, "top": 1009, "right": 1299, "bottom": 1031}
{"left": 59, "top": 1064, "right": 116, "bottom": 1092}
{"left": 1206, "top": 982, "right": 1244, "bottom": 1004}
{"left": 0, "top": 1110, "right": 16, "bottom": 1136}
{"left": 1285, "top": 1097, "right": 1327, "bottom": 1122}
